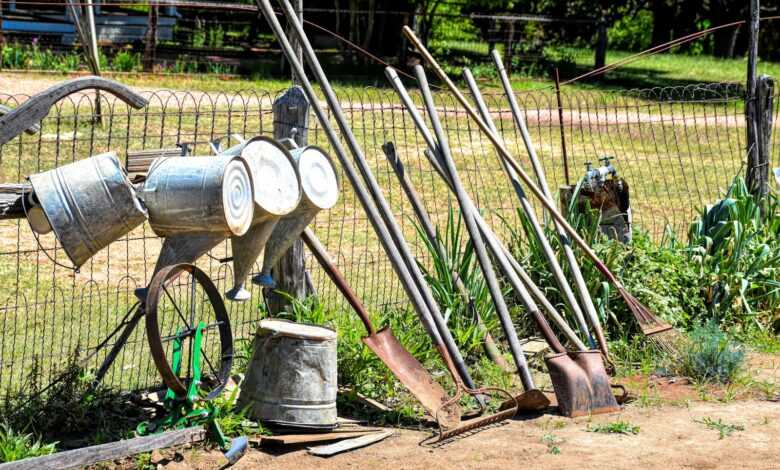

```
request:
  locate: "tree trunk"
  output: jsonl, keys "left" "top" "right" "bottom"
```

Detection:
{"left": 651, "top": 0, "right": 672, "bottom": 46}
{"left": 143, "top": 3, "right": 158, "bottom": 72}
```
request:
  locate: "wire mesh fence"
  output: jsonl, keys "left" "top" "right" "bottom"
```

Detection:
{"left": 0, "top": 80, "right": 758, "bottom": 399}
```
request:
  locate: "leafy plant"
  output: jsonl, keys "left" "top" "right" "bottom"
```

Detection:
{"left": 541, "top": 433, "right": 562, "bottom": 454}
{"left": 677, "top": 320, "right": 745, "bottom": 383}
{"left": 688, "top": 177, "right": 780, "bottom": 328}
{"left": 0, "top": 423, "right": 57, "bottom": 463}
{"left": 694, "top": 417, "right": 745, "bottom": 439}
{"left": 586, "top": 420, "right": 640, "bottom": 435}
{"left": 111, "top": 49, "right": 141, "bottom": 72}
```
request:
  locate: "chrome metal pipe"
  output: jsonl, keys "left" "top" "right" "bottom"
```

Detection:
{"left": 258, "top": 0, "right": 477, "bottom": 390}
{"left": 461, "top": 67, "right": 594, "bottom": 348}
{"left": 414, "top": 65, "right": 535, "bottom": 390}
{"left": 490, "top": 51, "right": 609, "bottom": 356}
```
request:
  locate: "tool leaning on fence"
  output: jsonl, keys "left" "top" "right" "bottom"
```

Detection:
{"left": 259, "top": 0, "right": 523, "bottom": 440}
{"left": 401, "top": 26, "right": 683, "bottom": 356}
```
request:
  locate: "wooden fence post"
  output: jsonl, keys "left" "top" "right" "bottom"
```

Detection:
{"left": 267, "top": 86, "right": 311, "bottom": 313}
{"left": 143, "top": 2, "right": 159, "bottom": 72}
{"left": 746, "top": 0, "right": 771, "bottom": 198}
{"left": 594, "top": 18, "right": 607, "bottom": 70}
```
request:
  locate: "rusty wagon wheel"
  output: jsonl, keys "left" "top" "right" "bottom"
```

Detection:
{"left": 145, "top": 263, "right": 233, "bottom": 400}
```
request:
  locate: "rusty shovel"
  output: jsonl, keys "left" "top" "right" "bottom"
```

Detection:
{"left": 301, "top": 228, "right": 461, "bottom": 429}
{"left": 530, "top": 309, "right": 620, "bottom": 417}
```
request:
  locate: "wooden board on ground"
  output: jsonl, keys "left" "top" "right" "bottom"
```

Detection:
{"left": 253, "top": 429, "right": 383, "bottom": 446}
{"left": 307, "top": 430, "right": 394, "bottom": 457}
{"left": 0, "top": 427, "right": 205, "bottom": 470}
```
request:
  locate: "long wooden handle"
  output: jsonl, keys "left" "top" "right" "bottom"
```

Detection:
{"left": 301, "top": 228, "right": 376, "bottom": 335}
{"left": 401, "top": 26, "right": 621, "bottom": 289}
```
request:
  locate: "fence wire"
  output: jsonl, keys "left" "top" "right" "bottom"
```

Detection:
{"left": 0, "top": 81, "right": 755, "bottom": 398}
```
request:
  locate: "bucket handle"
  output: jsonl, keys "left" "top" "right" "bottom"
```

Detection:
{"left": 21, "top": 188, "right": 80, "bottom": 273}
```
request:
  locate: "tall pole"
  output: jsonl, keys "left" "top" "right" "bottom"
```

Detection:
{"left": 745, "top": 0, "right": 767, "bottom": 197}
{"left": 85, "top": 0, "right": 103, "bottom": 124}
{"left": 289, "top": 0, "right": 303, "bottom": 85}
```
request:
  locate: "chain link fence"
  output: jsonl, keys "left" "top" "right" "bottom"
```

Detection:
{"left": 0, "top": 80, "right": 757, "bottom": 399}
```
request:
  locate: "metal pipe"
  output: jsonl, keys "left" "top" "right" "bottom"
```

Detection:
{"left": 491, "top": 51, "right": 609, "bottom": 356}
{"left": 386, "top": 68, "right": 585, "bottom": 351}
{"left": 258, "top": 0, "right": 477, "bottom": 390}
{"left": 414, "top": 65, "right": 535, "bottom": 390}
{"left": 461, "top": 67, "right": 595, "bottom": 348}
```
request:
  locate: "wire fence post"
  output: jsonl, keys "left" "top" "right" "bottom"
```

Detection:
{"left": 267, "top": 86, "right": 311, "bottom": 313}
{"left": 745, "top": 0, "right": 770, "bottom": 198}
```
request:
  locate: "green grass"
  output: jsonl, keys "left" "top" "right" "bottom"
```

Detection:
{"left": 0, "top": 423, "right": 57, "bottom": 463}
{"left": 586, "top": 420, "right": 640, "bottom": 435}
{"left": 694, "top": 417, "right": 745, "bottom": 439}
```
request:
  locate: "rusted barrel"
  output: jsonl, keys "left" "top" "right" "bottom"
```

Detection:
{"left": 238, "top": 319, "right": 338, "bottom": 429}
{"left": 140, "top": 155, "right": 254, "bottom": 237}
{"left": 254, "top": 145, "right": 339, "bottom": 287}
{"left": 226, "top": 137, "right": 301, "bottom": 301}
{"left": 28, "top": 152, "right": 148, "bottom": 268}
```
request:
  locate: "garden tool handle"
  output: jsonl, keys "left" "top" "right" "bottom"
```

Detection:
{"left": 0, "top": 76, "right": 149, "bottom": 145}
{"left": 530, "top": 310, "right": 567, "bottom": 355}
{"left": 301, "top": 228, "right": 376, "bottom": 335}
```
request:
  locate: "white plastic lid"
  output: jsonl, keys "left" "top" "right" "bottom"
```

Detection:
{"left": 258, "top": 319, "right": 337, "bottom": 341}
{"left": 296, "top": 147, "right": 339, "bottom": 210}
{"left": 241, "top": 139, "right": 301, "bottom": 216}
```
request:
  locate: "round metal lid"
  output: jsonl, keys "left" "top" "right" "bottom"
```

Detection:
{"left": 296, "top": 147, "right": 339, "bottom": 210}
{"left": 221, "top": 157, "right": 255, "bottom": 236}
{"left": 240, "top": 138, "right": 301, "bottom": 216}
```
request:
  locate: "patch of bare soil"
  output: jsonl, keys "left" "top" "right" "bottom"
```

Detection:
{"left": 142, "top": 399, "right": 780, "bottom": 470}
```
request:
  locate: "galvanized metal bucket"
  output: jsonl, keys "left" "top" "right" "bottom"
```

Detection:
{"left": 140, "top": 155, "right": 254, "bottom": 237}
{"left": 28, "top": 152, "right": 148, "bottom": 268}
{"left": 254, "top": 145, "right": 339, "bottom": 287}
{"left": 225, "top": 137, "right": 301, "bottom": 301}
{"left": 238, "top": 319, "right": 338, "bottom": 429}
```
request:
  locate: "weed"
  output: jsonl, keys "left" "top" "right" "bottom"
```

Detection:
{"left": 541, "top": 433, "right": 562, "bottom": 454}
{"left": 0, "top": 422, "right": 56, "bottom": 463}
{"left": 694, "top": 417, "right": 745, "bottom": 439}
{"left": 134, "top": 452, "right": 154, "bottom": 470}
{"left": 586, "top": 420, "right": 640, "bottom": 435}
{"left": 111, "top": 49, "right": 141, "bottom": 72}
{"left": 678, "top": 321, "right": 745, "bottom": 384}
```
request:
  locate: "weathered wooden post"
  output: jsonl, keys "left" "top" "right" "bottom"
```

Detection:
{"left": 594, "top": 17, "right": 607, "bottom": 70}
{"left": 745, "top": 0, "right": 771, "bottom": 198}
{"left": 143, "top": 2, "right": 159, "bottom": 72}
{"left": 265, "top": 87, "right": 311, "bottom": 313}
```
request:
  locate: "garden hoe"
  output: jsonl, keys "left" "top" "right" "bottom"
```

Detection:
{"left": 260, "top": 0, "right": 519, "bottom": 440}
{"left": 402, "top": 27, "right": 682, "bottom": 356}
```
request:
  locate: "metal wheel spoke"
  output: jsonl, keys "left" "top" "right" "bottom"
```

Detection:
{"left": 162, "top": 285, "right": 192, "bottom": 330}
{"left": 201, "top": 348, "right": 221, "bottom": 385}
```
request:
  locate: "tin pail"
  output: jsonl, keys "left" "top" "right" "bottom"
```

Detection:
{"left": 225, "top": 137, "right": 301, "bottom": 301}
{"left": 254, "top": 145, "right": 339, "bottom": 287}
{"left": 28, "top": 152, "right": 148, "bottom": 268}
{"left": 238, "top": 319, "right": 337, "bottom": 429}
{"left": 140, "top": 155, "right": 254, "bottom": 237}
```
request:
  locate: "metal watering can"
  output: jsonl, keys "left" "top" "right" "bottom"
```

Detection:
{"left": 139, "top": 154, "right": 255, "bottom": 238}
{"left": 28, "top": 152, "right": 148, "bottom": 269}
{"left": 253, "top": 145, "right": 339, "bottom": 287}
{"left": 224, "top": 136, "right": 301, "bottom": 301}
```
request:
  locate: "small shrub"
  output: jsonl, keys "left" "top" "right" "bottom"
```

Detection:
{"left": 694, "top": 417, "right": 744, "bottom": 439}
{"left": 587, "top": 420, "right": 640, "bottom": 435}
{"left": 0, "top": 423, "right": 56, "bottom": 463}
{"left": 678, "top": 321, "right": 745, "bottom": 383}
{"left": 111, "top": 49, "right": 141, "bottom": 72}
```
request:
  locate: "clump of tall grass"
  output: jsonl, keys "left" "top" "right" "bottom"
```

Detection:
{"left": 677, "top": 320, "right": 745, "bottom": 383}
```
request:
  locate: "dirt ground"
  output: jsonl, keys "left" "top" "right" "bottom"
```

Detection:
{"left": 143, "top": 354, "right": 780, "bottom": 470}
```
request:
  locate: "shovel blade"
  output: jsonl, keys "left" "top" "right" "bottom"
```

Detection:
{"left": 363, "top": 327, "right": 461, "bottom": 429}
{"left": 546, "top": 350, "right": 620, "bottom": 418}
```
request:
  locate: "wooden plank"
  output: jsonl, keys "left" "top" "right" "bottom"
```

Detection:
{"left": 0, "top": 427, "right": 206, "bottom": 470}
{"left": 254, "top": 430, "right": 379, "bottom": 446}
{"left": 307, "top": 430, "right": 394, "bottom": 457}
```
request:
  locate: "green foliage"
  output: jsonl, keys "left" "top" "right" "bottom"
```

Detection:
{"left": 0, "top": 423, "right": 57, "bottom": 463}
{"left": 1, "top": 354, "right": 144, "bottom": 446}
{"left": 586, "top": 420, "right": 640, "bottom": 435}
{"left": 694, "top": 417, "right": 745, "bottom": 439}
{"left": 608, "top": 9, "right": 652, "bottom": 51}
{"left": 678, "top": 321, "right": 745, "bottom": 384}
{"left": 688, "top": 177, "right": 780, "bottom": 328}
{"left": 541, "top": 433, "right": 562, "bottom": 454}
{"left": 202, "top": 384, "right": 267, "bottom": 438}
{"left": 0, "top": 41, "right": 83, "bottom": 71}
{"left": 111, "top": 49, "right": 141, "bottom": 72}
